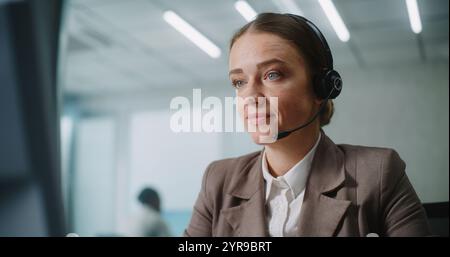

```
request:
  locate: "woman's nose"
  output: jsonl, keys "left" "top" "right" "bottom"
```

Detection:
{"left": 240, "top": 77, "right": 265, "bottom": 98}
{"left": 242, "top": 94, "right": 269, "bottom": 115}
{"left": 242, "top": 94, "right": 266, "bottom": 107}
{"left": 237, "top": 77, "right": 268, "bottom": 113}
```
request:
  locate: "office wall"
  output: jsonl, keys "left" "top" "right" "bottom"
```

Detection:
{"left": 328, "top": 62, "right": 449, "bottom": 203}
{"left": 72, "top": 117, "right": 116, "bottom": 236}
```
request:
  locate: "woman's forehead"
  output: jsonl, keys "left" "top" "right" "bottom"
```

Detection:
{"left": 229, "top": 32, "right": 302, "bottom": 70}
{"left": 232, "top": 32, "right": 295, "bottom": 55}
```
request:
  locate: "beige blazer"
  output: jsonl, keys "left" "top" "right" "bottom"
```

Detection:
{"left": 185, "top": 130, "right": 431, "bottom": 237}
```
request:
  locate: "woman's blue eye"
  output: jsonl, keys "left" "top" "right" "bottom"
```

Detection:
{"left": 232, "top": 80, "right": 246, "bottom": 89}
{"left": 265, "top": 71, "right": 281, "bottom": 81}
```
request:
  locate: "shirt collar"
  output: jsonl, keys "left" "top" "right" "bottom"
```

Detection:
{"left": 262, "top": 133, "right": 322, "bottom": 199}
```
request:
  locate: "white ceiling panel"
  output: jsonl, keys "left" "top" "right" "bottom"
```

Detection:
{"left": 61, "top": 0, "right": 449, "bottom": 96}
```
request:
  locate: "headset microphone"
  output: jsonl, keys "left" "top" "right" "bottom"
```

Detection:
{"left": 275, "top": 14, "right": 343, "bottom": 141}
{"left": 276, "top": 76, "right": 341, "bottom": 140}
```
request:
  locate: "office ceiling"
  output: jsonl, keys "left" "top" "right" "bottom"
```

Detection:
{"left": 61, "top": 0, "right": 449, "bottom": 96}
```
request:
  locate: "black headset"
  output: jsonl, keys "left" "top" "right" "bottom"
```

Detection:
{"left": 285, "top": 13, "right": 342, "bottom": 99}
{"left": 276, "top": 14, "right": 343, "bottom": 140}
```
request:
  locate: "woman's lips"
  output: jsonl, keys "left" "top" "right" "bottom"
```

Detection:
{"left": 246, "top": 113, "right": 272, "bottom": 125}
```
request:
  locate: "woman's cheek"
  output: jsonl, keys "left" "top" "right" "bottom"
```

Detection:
{"left": 236, "top": 98, "right": 245, "bottom": 119}
{"left": 277, "top": 96, "right": 304, "bottom": 128}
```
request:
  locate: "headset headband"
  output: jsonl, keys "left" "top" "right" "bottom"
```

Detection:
{"left": 285, "top": 14, "right": 334, "bottom": 70}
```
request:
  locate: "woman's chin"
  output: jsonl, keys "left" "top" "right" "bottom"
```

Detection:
{"left": 249, "top": 131, "right": 276, "bottom": 145}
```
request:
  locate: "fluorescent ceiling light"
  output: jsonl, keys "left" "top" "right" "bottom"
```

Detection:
{"left": 272, "top": 0, "right": 303, "bottom": 16}
{"left": 163, "top": 10, "right": 221, "bottom": 59}
{"left": 405, "top": 0, "right": 422, "bottom": 34}
{"left": 318, "top": 0, "right": 350, "bottom": 42}
{"left": 234, "top": 0, "right": 257, "bottom": 22}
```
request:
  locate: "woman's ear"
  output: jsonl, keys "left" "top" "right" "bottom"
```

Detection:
{"left": 314, "top": 99, "right": 324, "bottom": 114}
{"left": 309, "top": 79, "right": 322, "bottom": 105}
{"left": 313, "top": 95, "right": 323, "bottom": 105}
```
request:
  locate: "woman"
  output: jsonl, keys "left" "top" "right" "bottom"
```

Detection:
{"left": 185, "top": 13, "right": 430, "bottom": 237}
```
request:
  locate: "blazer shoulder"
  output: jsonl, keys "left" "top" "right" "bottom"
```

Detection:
{"left": 201, "top": 151, "right": 261, "bottom": 195}
{"left": 338, "top": 144, "right": 406, "bottom": 186}
{"left": 339, "top": 144, "right": 403, "bottom": 162}
{"left": 336, "top": 143, "right": 429, "bottom": 236}
{"left": 206, "top": 150, "right": 261, "bottom": 178}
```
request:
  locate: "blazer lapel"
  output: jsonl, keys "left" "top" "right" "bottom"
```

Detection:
{"left": 221, "top": 130, "right": 351, "bottom": 237}
{"left": 221, "top": 152, "right": 269, "bottom": 236}
{"left": 298, "top": 131, "right": 351, "bottom": 236}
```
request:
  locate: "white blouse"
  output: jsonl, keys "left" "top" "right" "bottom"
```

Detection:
{"left": 262, "top": 133, "right": 321, "bottom": 237}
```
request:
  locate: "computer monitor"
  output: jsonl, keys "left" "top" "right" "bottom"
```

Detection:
{"left": 0, "top": 0, "right": 66, "bottom": 236}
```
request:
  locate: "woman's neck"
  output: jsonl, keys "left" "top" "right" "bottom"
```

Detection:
{"left": 264, "top": 126, "right": 320, "bottom": 177}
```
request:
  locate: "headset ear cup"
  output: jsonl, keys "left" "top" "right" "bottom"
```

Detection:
{"left": 321, "top": 69, "right": 342, "bottom": 99}
{"left": 313, "top": 71, "right": 331, "bottom": 99}
{"left": 313, "top": 70, "right": 343, "bottom": 99}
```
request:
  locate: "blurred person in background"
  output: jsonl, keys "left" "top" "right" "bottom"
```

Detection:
{"left": 124, "top": 187, "right": 172, "bottom": 237}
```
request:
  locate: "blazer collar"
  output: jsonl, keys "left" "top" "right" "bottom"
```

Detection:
{"left": 222, "top": 130, "right": 350, "bottom": 236}
{"left": 308, "top": 129, "right": 347, "bottom": 195}
{"left": 229, "top": 152, "right": 264, "bottom": 200}
{"left": 297, "top": 130, "right": 351, "bottom": 236}
{"left": 222, "top": 152, "right": 268, "bottom": 236}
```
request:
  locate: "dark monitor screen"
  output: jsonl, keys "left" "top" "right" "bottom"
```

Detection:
{"left": 0, "top": 0, "right": 66, "bottom": 236}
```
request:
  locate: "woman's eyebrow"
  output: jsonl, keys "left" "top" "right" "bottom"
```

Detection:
{"left": 256, "top": 58, "right": 287, "bottom": 69}
{"left": 228, "top": 58, "right": 287, "bottom": 77}
{"left": 228, "top": 68, "right": 243, "bottom": 77}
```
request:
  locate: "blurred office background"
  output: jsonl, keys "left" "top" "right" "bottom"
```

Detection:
{"left": 55, "top": 0, "right": 450, "bottom": 236}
